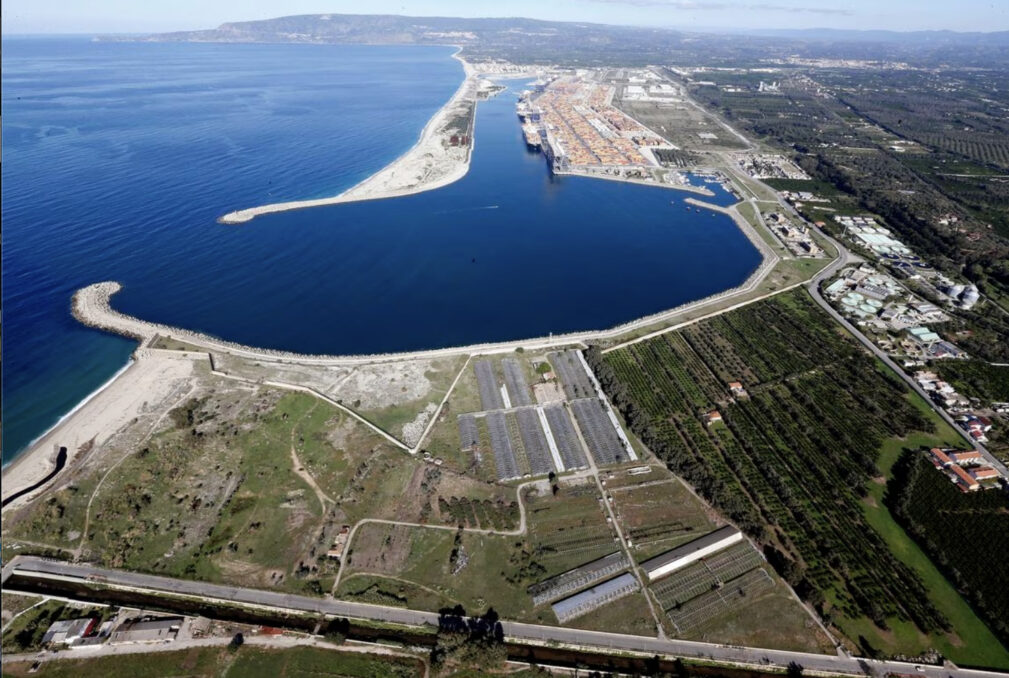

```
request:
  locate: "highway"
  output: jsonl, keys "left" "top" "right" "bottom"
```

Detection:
{"left": 5, "top": 556, "right": 1008, "bottom": 678}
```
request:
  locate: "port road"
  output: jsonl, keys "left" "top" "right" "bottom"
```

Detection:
{"left": 5, "top": 556, "right": 1008, "bottom": 678}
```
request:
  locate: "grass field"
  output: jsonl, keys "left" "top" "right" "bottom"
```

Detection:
{"left": 1, "top": 593, "right": 42, "bottom": 626}
{"left": 4, "top": 382, "right": 515, "bottom": 597}
{"left": 355, "top": 355, "right": 468, "bottom": 447}
{"left": 150, "top": 335, "right": 207, "bottom": 352}
{"left": 0, "top": 645, "right": 423, "bottom": 678}
{"left": 856, "top": 445, "right": 1009, "bottom": 668}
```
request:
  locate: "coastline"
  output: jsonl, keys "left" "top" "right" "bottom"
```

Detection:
{"left": 0, "top": 351, "right": 196, "bottom": 511}
{"left": 218, "top": 50, "right": 480, "bottom": 225}
{"left": 3, "top": 52, "right": 793, "bottom": 490}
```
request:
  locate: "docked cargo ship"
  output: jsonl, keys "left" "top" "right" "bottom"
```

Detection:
{"left": 522, "top": 122, "right": 542, "bottom": 149}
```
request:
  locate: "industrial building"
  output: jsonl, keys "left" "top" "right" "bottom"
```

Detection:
{"left": 642, "top": 525, "right": 743, "bottom": 582}
{"left": 550, "top": 572, "right": 639, "bottom": 623}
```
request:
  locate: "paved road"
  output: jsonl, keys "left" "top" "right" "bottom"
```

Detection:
{"left": 805, "top": 234, "right": 1009, "bottom": 478}
{"left": 6, "top": 557, "right": 1008, "bottom": 678}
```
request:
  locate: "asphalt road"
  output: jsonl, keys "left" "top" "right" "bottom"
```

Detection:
{"left": 6, "top": 556, "right": 1008, "bottom": 678}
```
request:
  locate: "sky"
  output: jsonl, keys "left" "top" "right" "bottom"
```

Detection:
{"left": 2, "top": 0, "right": 1007, "bottom": 35}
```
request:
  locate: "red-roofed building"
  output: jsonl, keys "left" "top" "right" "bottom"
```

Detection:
{"left": 950, "top": 464, "right": 980, "bottom": 491}
{"left": 971, "top": 467, "right": 1000, "bottom": 482}
{"left": 929, "top": 448, "right": 952, "bottom": 467}
{"left": 950, "top": 450, "right": 983, "bottom": 465}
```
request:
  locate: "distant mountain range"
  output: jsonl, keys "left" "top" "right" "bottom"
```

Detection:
{"left": 134, "top": 13, "right": 645, "bottom": 46}
{"left": 116, "top": 13, "right": 1009, "bottom": 68}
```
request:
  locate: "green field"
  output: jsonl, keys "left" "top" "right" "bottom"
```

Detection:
{"left": 878, "top": 451, "right": 1009, "bottom": 663}
{"left": 3, "top": 385, "right": 515, "bottom": 596}
{"left": 0, "top": 645, "right": 423, "bottom": 678}
{"left": 590, "top": 288, "right": 1009, "bottom": 666}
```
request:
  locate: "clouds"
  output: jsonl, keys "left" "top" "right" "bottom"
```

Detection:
{"left": 585, "top": 0, "right": 853, "bottom": 15}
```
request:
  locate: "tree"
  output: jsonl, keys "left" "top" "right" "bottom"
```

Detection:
{"left": 787, "top": 661, "right": 804, "bottom": 678}
{"left": 430, "top": 607, "right": 506, "bottom": 673}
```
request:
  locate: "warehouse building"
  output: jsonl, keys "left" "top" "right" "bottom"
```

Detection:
{"left": 550, "top": 573, "right": 639, "bottom": 623}
{"left": 642, "top": 526, "right": 743, "bottom": 582}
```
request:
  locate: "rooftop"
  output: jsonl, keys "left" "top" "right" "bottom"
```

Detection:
{"left": 641, "top": 525, "right": 740, "bottom": 573}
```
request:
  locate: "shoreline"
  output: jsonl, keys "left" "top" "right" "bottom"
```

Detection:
{"left": 218, "top": 49, "right": 479, "bottom": 225}
{"left": 0, "top": 358, "right": 135, "bottom": 488}
{"left": 1, "top": 358, "right": 136, "bottom": 474}
{"left": 0, "top": 351, "right": 197, "bottom": 511}
{"left": 0, "top": 360, "right": 135, "bottom": 510}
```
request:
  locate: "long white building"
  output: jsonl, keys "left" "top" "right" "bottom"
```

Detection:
{"left": 641, "top": 526, "right": 743, "bottom": 582}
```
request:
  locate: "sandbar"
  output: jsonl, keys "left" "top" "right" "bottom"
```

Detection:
{"left": 218, "top": 52, "right": 488, "bottom": 224}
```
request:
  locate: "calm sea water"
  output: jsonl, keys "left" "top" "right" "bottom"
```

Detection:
{"left": 2, "top": 37, "right": 760, "bottom": 464}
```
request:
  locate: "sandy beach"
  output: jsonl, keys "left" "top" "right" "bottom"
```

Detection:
{"left": 218, "top": 52, "right": 483, "bottom": 224}
{"left": 0, "top": 351, "right": 196, "bottom": 511}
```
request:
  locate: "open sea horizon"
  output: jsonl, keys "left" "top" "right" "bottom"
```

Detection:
{"left": 1, "top": 37, "right": 759, "bottom": 465}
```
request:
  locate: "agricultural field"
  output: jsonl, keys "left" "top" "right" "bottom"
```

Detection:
{"left": 605, "top": 474, "right": 718, "bottom": 560}
{"left": 590, "top": 288, "right": 1009, "bottom": 666}
{"left": 522, "top": 478, "right": 620, "bottom": 577}
{"left": 337, "top": 477, "right": 653, "bottom": 634}
{"left": 3, "top": 377, "right": 516, "bottom": 597}
{"left": 0, "top": 645, "right": 423, "bottom": 678}
{"left": 643, "top": 535, "right": 828, "bottom": 652}
{"left": 887, "top": 452, "right": 1009, "bottom": 651}
{"left": 676, "top": 582, "right": 833, "bottom": 653}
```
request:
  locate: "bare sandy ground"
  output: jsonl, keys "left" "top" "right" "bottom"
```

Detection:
{"left": 218, "top": 55, "right": 480, "bottom": 224}
{"left": 1, "top": 351, "right": 195, "bottom": 511}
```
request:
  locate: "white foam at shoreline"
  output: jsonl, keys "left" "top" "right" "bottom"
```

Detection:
{"left": 2, "top": 358, "right": 134, "bottom": 470}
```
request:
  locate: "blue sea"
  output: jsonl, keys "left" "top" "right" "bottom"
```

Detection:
{"left": 1, "top": 37, "right": 760, "bottom": 464}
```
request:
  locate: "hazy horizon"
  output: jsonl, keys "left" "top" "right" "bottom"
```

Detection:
{"left": 3, "top": 1, "right": 1007, "bottom": 36}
